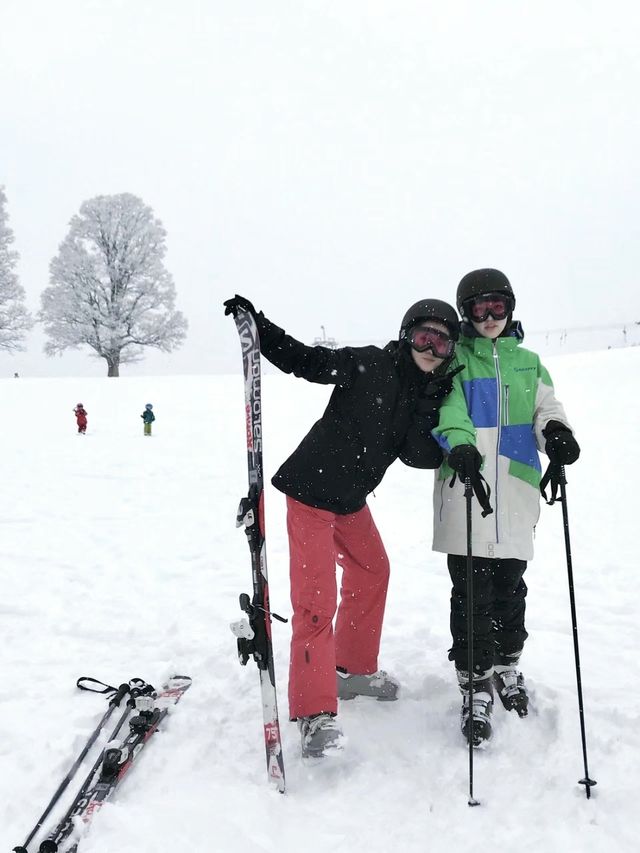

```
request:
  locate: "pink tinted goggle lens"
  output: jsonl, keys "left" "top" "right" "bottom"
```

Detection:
{"left": 465, "top": 293, "right": 513, "bottom": 322}
{"left": 409, "top": 325, "right": 454, "bottom": 358}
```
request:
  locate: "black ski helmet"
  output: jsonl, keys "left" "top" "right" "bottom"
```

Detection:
{"left": 399, "top": 299, "right": 459, "bottom": 344}
{"left": 456, "top": 269, "right": 515, "bottom": 319}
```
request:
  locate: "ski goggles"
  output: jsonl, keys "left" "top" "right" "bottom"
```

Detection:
{"left": 408, "top": 324, "right": 455, "bottom": 358}
{"left": 463, "top": 292, "right": 514, "bottom": 323}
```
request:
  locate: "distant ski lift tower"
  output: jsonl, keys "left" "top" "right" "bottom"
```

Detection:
{"left": 312, "top": 325, "right": 338, "bottom": 348}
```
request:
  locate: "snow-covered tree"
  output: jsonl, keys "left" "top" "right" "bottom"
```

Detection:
{"left": 0, "top": 186, "right": 33, "bottom": 351}
{"left": 40, "top": 193, "right": 187, "bottom": 376}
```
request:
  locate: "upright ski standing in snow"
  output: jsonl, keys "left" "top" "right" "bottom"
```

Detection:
{"left": 229, "top": 308, "right": 287, "bottom": 793}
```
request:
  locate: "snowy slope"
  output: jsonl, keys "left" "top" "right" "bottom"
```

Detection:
{"left": 0, "top": 348, "right": 638, "bottom": 852}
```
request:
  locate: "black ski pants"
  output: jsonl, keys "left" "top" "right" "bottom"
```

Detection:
{"left": 447, "top": 554, "right": 528, "bottom": 677}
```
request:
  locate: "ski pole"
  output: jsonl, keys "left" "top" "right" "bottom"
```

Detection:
{"left": 555, "top": 466, "right": 597, "bottom": 799}
{"left": 464, "top": 474, "right": 480, "bottom": 807}
{"left": 36, "top": 679, "right": 154, "bottom": 853}
{"left": 13, "top": 679, "right": 130, "bottom": 853}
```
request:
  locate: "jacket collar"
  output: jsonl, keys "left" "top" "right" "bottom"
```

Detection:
{"left": 459, "top": 319, "right": 524, "bottom": 356}
{"left": 460, "top": 333, "right": 521, "bottom": 357}
{"left": 460, "top": 319, "right": 524, "bottom": 341}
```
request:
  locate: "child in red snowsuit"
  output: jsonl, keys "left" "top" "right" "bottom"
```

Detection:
{"left": 74, "top": 404, "right": 87, "bottom": 434}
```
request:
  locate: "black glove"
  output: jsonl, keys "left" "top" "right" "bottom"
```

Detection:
{"left": 422, "top": 364, "right": 464, "bottom": 402}
{"left": 414, "top": 394, "right": 441, "bottom": 421}
{"left": 543, "top": 420, "right": 580, "bottom": 465}
{"left": 447, "top": 444, "right": 483, "bottom": 477}
{"left": 223, "top": 294, "right": 256, "bottom": 319}
{"left": 412, "top": 365, "right": 463, "bottom": 417}
{"left": 422, "top": 375, "right": 454, "bottom": 403}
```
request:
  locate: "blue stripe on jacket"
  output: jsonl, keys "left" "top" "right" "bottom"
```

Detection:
{"left": 462, "top": 377, "right": 498, "bottom": 428}
{"left": 499, "top": 425, "right": 541, "bottom": 470}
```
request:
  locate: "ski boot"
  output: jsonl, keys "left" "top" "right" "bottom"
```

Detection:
{"left": 493, "top": 665, "right": 529, "bottom": 717}
{"left": 337, "top": 668, "right": 400, "bottom": 701}
{"left": 298, "top": 713, "right": 344, "bottom": 758}
{"left": 458, "top": 673, "right": 494, "bottom": 748}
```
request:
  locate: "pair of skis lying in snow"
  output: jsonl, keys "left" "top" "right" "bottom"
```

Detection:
{"left": 13, "top": 675, "right": 192, "bottom": 853}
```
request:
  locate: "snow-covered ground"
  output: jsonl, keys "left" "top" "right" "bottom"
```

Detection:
{"left": 1, "top": 347, "right": 638, "bottom": 852}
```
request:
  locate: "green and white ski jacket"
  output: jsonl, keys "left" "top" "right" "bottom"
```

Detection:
{"left": 432, "top": 332, "right": 571, "bottom": 561}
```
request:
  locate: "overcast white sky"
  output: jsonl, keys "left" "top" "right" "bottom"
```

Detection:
{"left": 1, "top": 0, "right": 639, "bottom": 376}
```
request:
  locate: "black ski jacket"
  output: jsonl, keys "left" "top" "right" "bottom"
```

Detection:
{"left": 256, "top": 313, "right": 458, "bottom": 514}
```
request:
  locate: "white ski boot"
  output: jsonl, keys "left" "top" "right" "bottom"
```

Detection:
{"left": 458, "top": 671, "right": 494, "bottom": 748}
{"left": 493, "top": 665, "right": 529, "bottom": 717}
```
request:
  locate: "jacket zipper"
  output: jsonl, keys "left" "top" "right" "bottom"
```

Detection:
{"left": 504, "top": 385, "right": 510, "bottom": 426}
{"left": 492, "top": 342, "right": 501, "bottom": 543}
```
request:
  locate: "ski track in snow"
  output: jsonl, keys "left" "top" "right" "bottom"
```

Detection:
{"left": 0, "top": 352, "right": 637, "bottom": 852}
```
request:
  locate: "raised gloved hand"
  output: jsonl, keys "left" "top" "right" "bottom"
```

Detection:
{"left": 543, "top": 421, "right": 580, "bottom": 465}
{"left": 423, "top": 374, "right": 454, "bottom": 403}
{"left": 418, "top": 364, "right": 464, "bottom": 407}
{"left": 447, "top": 444, "right": 483, "bottom": 478}
{"left": 223, "top": 294, "right": 256, "bottom": 319}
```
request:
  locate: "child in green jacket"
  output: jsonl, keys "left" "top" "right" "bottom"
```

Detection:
{"left": 141, "top": 403, "right": 155, "bottom": 436}
{"left": 432, "top": 269, "right": 580, "bottom": 747}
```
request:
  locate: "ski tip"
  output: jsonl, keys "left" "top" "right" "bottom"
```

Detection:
{"left": 164, "top": 675, "right": 193, "bottom": 690}
{"left": 157, "top": 676, "right": 193, "bottom": 701}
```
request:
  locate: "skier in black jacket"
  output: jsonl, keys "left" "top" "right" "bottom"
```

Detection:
{"left": 224, "top": 294, "right": 461, "bottom": 758}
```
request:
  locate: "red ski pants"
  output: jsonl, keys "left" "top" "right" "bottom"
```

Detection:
{"left": 286, "top": 496, "right": 390, "bottom": 720}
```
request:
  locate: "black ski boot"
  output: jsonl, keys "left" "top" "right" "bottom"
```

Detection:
{"left": 458, "top": 672, "right": 494, "bottom": 748}
{"left": 493, "top": 665, "right": 529, "bottom": 717}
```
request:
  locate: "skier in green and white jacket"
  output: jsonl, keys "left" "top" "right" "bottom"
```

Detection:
{"left": 432, "top": 269, "right": 580, "bottom": 747}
